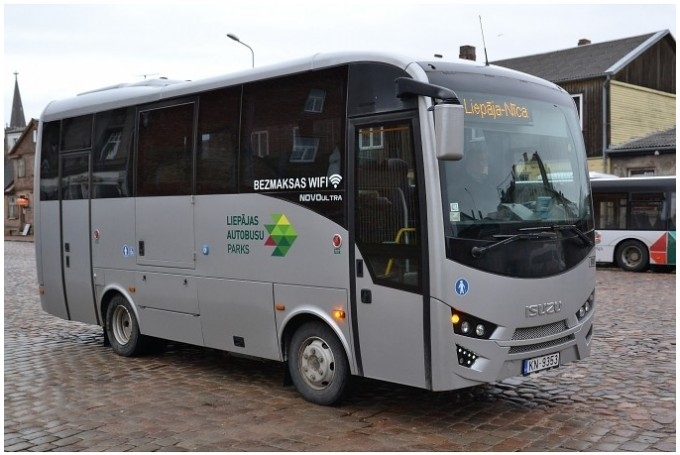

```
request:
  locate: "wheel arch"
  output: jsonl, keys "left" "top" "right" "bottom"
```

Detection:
{"left": 279, "top": 309, "right": 355, "bottom": 374}
{"left": 99, "top": 285, "right": 141, "bottom": 329}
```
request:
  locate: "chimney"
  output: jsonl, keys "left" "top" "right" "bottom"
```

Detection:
{"left": 459, "top": 45, "right": 476, "bottom": 61}
{"left": 578, "top": 38, "right": 591, "bottom": 46}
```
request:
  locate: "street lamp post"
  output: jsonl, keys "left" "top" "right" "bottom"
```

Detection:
{"left": 226, "top": 33, "right": 255, "bottom": 68}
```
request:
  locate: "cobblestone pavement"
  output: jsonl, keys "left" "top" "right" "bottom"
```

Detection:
{"left": 4, "top": 241, "right": 675, "bottom": 451}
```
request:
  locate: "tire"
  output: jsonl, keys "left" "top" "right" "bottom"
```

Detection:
{"left": 616, "top": 239, "right": 649, "bottom": 272}
{"left": 105, "top": 295, "right": 146, "bottom": 356}
{"left": 288, "top": 321, "right": 350, "bottom": 406}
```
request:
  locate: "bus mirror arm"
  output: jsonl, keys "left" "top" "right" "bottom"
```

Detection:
{"left": 395, "top": 77, "right": 459, "bottom": 104}
{"left": 395, "top": 78, "right": 465, "bottom": 161}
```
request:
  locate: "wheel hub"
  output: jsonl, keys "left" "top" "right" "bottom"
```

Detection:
{"left": 112, "top": 305, "right": 132, "bottom": 345}
{"left": 300, "top": 338, "right": 335, "bottom": 390}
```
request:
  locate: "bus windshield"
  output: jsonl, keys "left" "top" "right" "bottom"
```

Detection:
{"left": 439, "top": 91, "right": 592, "bottom": 240}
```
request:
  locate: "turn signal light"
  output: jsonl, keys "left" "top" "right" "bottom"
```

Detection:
{"left": 332, "top": 309, "right": 346, "bottom": 320}
{"left": 450, "top": 308, "right": 496, "bottom": 339}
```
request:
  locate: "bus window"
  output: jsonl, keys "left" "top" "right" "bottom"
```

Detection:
{"left": 669, "top": 192, "right": 676, "bottom": 230}
{"left": 239, "top": 68, "right": 347, "bottom": 191}
{"left": 60, "top": 153, "right": 90, "bottom": 200}
{"left": 594, "top": 193, "right": 627, "bottom": 230}
{"left": 355, "top": 122, "right": 421, "bottom": 289}
{"left": 630, "top": 193, "right": 665, "bottom": 230}
{"left": 197, "top": 88, "right": 240, "bottom": 195}
{"left": 40, "top": 121, "right": 60, "bottom": 201}
{"left": 137, "top": 103, "right": 195, "bottom": 197}
{"left": 61, "top": 115, "right": 92, "bottom": 151}
{"left": 92, "top": 108, "right": 134, "bottom": 198}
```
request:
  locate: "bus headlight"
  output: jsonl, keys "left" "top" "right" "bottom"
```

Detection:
{"left": 451, "top": 308, "right": 496, "bottom": 339}
{"left": 576, "top": 291, "right": 595, "bottom": 321}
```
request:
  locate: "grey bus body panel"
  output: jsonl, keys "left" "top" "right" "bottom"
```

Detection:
{"left": 61, "top": 198, "right": 97, "bottom": 324}
{"left": 38, "top": 202, "right": 68, "bottom": 319}
{"left": 136, "top": 196, "right": 195, "bottom": 269}
{"left": 429, "top": 254, "right": 595, "bottom": 390}
{"left": 354, "top": 246, "right": 427, "bottom": 388}
{"left": 88, "top": 194, "right": 353, "bottom": 364}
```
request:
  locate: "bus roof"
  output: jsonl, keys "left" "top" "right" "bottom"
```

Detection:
{"left": 590, "top": 175, "right": 676, "bottom": 192}
{"left": 40, "top": 51, "right": 559, "bottom": 122}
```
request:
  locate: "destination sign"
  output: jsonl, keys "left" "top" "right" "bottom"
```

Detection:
{"left": 461, "top": 98, "right": 531, "bottom": 122}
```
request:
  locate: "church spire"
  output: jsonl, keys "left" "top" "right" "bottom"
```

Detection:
{"left": 10, "top": 72, "right": 26, "bottom": 129}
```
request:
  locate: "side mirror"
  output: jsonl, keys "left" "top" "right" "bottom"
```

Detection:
{"left": 434, "top": 103, "right": 465, "bottom": 161}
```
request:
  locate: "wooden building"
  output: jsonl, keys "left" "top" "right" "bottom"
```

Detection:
{"left": 492, "top": 30, "right": 676, "bottom": 176}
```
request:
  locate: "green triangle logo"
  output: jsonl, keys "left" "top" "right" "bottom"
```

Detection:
{"left": 264, "top": 213, "right": 298, "bottom": 257}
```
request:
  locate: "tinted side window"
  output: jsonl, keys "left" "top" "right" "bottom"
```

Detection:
{"left": 240, "top": 67, "right": 347, "bottom": 225}
{"left": 93, "top": 108, "right": 134, "bottom": 198}
{"left": 197, "top": 88, "right": 240, "bottom": 194}
{"left": 61, "top": 153, "right": 90, "bottom": 200}
{"left": 61, "top": 115, "right": 92, "bottom": 151}
{"left": 39, "top": 121, "right": 60, "bottom": 201}
{"left": 593, "top": 193, "right": 627, "bottom": 229}
{"left": 137, "top": 103, "right": 195, "bottom": 197}
{"left": 630, "top": 192, "right": 665, "bottom": 230}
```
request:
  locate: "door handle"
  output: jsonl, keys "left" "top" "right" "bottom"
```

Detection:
{"left": 356, "top": 259, "right": 364, "bottom": 277}
{"left": 361, "top": 289, "right": 372, "bottom": 304}
{"left": 138, "top": 240, "right": 145, "bottom": 257}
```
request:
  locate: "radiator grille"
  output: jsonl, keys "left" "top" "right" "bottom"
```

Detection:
{"left": 512, "top": 320, "right": 568, "bottom": 341}
{"left": 508, "top": 335, "right": 575, "bottom": 354}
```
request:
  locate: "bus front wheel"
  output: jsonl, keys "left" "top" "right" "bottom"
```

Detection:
{"left": 288, "top": 321, "right": 349, "bottom": 405}
{"left": 616, "top": 240, "right": 649, "bottom": 272}
{"left": 105, "top": 295, "right": 146, "bottom": 357}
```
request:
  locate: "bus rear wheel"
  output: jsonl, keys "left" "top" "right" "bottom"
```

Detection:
{"left": 288, "top": 321, "right": 349, "bottom": 406}
{"left": 105, "top": 295, "right": 146, "bottom": 357}
{"left": 616, "top": 239, "right": 649, "bottom": 272}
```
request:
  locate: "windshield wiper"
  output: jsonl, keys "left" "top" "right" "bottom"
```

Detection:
{"left": 519, "top": 224, "right": 594, "bottom": 247}
{"left": 471, "top": 231, "right": 557, "bottom": 258}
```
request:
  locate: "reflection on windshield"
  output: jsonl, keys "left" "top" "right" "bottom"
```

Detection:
{"left": 441, "top": 99, "right": 591, "bottom": 240}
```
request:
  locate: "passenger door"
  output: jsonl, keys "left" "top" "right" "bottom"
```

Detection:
{"left": 350, "top": 115, "right": 429, "bottom": 388}
{"left": 59, "top": 151, "right": 98, "bottom": 324}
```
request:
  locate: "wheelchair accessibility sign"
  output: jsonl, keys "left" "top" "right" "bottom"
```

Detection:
{"left": 455, "top": 278, "right": 469, "bottom": 296}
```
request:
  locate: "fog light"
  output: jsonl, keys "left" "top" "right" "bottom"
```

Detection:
{"left": 456, "top": 344, "right": 479, "bottom": 368}
{"left": 475, "top": 324, "right": 485, "bottom": 337}
{"left": 461, "top": 321, "right": 471, "bottom": 334}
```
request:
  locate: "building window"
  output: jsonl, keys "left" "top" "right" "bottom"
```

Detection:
{"left": 290, "top": 127, "right": 319, "bottom": 163}
{"left": 251, "top": 130, "right": 269, "bottom": 158}
{"left": 304, "top": 89, "right": 326, "bottom": 113}
{"left": 629, "top": 168, "right": 655, "bottom": 177}
{"left": 571, "top": 94, "right": 583, "bottom": 129}
{"left": 8, "top": 196, "right": 17, "bottom": 219}
{"left": 17, "top": 158, "right": 26, "bottom": 178}
{"left": 359, "top": 127, "right": 384, "bottom": 150}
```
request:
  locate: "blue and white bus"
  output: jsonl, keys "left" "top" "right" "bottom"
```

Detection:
{"left": 35, "top": 52, "right": 595, "bottom": 405}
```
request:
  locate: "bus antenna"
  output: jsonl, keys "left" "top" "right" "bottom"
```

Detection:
{"left": 479, "top": 16, "right": 490, "bottom": 66}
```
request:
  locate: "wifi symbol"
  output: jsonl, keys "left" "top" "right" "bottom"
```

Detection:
{"left": 329, "top": 174, "right": 343, "bottom": 188}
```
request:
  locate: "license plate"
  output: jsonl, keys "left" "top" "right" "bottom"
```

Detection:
{"left": 522, "top": 352, "right": 559, "bottom": 375}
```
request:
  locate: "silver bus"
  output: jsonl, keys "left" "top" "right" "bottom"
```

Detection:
{"left": 35, "top": 52, "right": 595, "bottom": 405}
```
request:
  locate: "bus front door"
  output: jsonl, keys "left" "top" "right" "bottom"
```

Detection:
{"left": 351, "top": 118, "right": 429, "bottom": 389}
{"left": 59, "top": 152, "right": 98, "bottom": 324}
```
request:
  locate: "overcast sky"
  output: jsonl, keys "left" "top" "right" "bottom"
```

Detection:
{"left": 3, "top": 1, "right": 677, "bottom": 124}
